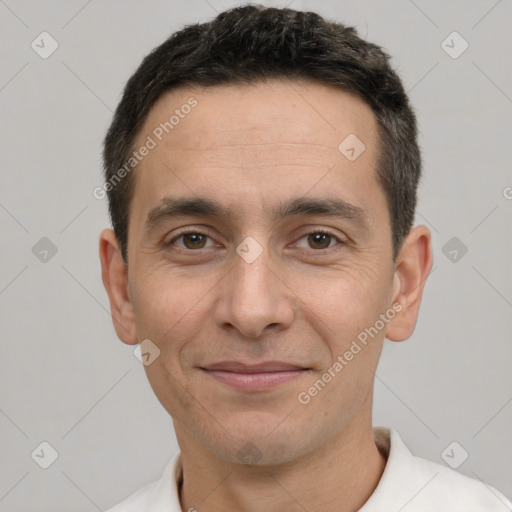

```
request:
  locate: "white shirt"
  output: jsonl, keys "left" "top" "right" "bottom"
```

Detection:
{"left": 105, "top": 427, "right": 512, "bottom": 511}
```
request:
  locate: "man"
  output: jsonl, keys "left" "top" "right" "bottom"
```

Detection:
{"left": 99, "top": 5, "right": 511, "bottom": 511}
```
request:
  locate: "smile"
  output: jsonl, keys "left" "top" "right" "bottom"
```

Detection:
{"left": 200, "top": 361, "right": 310, "bottom": 392}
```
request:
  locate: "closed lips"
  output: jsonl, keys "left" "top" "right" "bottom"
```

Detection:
{"left": 200, "top": 361, "right": 309, "bottom": 372}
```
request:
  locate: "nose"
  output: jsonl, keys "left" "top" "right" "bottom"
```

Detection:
{"left": 212, "top": 243, "right": 295, "bottom": 340}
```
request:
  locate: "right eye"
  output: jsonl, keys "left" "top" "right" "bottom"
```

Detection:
{"left": 167, "top": 230, "right": 216, "bottom": 250}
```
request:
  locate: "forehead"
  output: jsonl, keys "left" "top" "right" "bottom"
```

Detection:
{"left": 130, "top": 79, "right": 384, "bottom": 224}
{"left": 139, "top": 79, "right": 377, "bottom": 151}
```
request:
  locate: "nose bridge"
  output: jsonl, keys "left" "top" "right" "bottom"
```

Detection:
{"left": 214, "top": 238, "right": 293, "bottom": 339}
{"left": 234, "top": 245, "right": 274, "bottom": 300}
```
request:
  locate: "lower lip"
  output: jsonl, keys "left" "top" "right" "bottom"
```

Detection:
{"left": 202, "top": 369, "right": 307, "bottom": 391}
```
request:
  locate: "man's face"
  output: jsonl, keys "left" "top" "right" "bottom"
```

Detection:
{"left": 124, "top": 79, "right": 397, "bottom": 463}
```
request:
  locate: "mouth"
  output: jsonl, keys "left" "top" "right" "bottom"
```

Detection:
{"left": 199, "top": 361, "right": 310, "bottom": 392}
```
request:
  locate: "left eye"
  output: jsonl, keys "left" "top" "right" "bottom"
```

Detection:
{"left": 295, "top": 231, "right": 341, "bottom": 250}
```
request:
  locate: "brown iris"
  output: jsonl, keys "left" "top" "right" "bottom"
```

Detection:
{"left": 182, "top": 233, "right": 208, "bottom": 249}
{"left": 307, "top": 232, "right": 332, "bottom": 250}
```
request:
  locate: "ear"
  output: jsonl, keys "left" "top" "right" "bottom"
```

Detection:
{"left": 385, "top": 225, "right": 433, "bottom": 342}
{"left": 99, "top": 228, "right": 138, "bottom": 345}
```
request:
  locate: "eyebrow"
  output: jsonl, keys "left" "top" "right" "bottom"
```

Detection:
{"left": 144, "top": 195, "right": 369, "bottom": 233}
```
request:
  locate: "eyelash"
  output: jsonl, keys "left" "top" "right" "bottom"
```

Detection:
{"left": 166, "top": 228, "right": 345, "bottom": 252}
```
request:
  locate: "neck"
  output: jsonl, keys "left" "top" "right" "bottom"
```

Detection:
{"left": 175, "top": 421, "right": 387, "bottom": 512}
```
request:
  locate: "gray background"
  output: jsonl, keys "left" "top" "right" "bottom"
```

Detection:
{"left": 0, "top": 0, "right": 511, "bottom": 510}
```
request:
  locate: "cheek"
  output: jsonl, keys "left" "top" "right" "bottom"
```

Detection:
{"left": 297, "top": 264, "right": 390, "bottom": 342}
{"left": 131, "top": 263, "right": 204, "bottom": 329}
{"left": 296, "top": 271, "right": 387, "bottom": 416}
{"left": 134, "top": 272, "right": 209, "bottom": 417}
{"left": 129, "top": 269, "right": 205, "bottom": 364}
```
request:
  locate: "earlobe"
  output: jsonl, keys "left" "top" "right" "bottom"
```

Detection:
{"left": 99, "top": 229, "right": 139, "bottom": 345}
{"left": 385, "top": 225, "right": 433, "bottom": 342}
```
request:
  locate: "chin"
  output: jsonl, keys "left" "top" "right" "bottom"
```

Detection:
{"left": 201, "top": 416, "right": 317, "bottom": 467}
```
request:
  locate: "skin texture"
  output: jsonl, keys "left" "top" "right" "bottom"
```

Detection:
{"left": 100, "top": 79, "right": 432, "bottom": 512}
